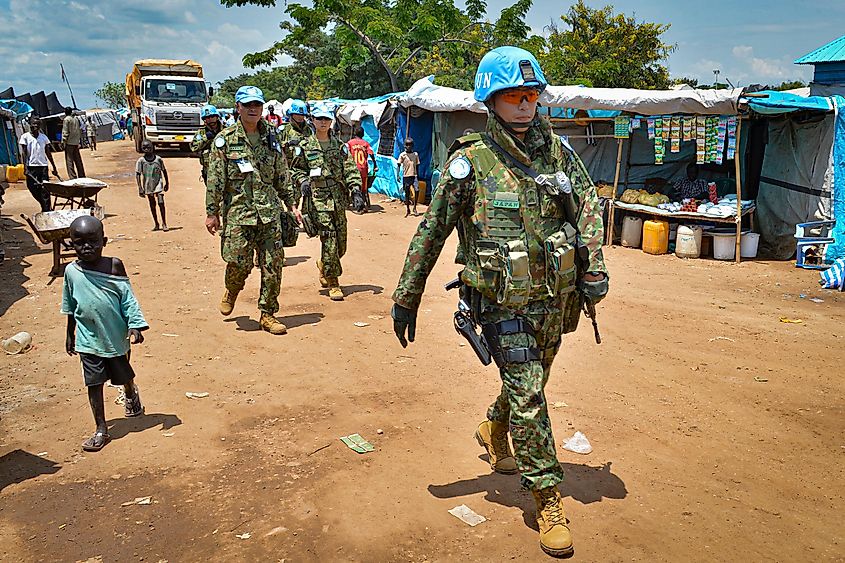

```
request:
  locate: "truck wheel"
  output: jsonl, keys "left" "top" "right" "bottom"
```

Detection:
{"left": 134, "top": 127, "right": 145, "bottom": 153}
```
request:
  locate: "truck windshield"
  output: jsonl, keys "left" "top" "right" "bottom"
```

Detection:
{"left": 144, "top": 79, "right": 207, "bottom": 103}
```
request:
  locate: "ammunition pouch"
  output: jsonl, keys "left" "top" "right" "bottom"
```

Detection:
{"left": 300, "top": 196, "right": 319, "bottom": 238}
{"left": 474, "top": 239, "right": 532, "bottom": 308}
{"left": 481, "top": 318, "right": 540, "bottom": 368}
{"left": 543, "top": 225, "right": 578, "bottom": 297}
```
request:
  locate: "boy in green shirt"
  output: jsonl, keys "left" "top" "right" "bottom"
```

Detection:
{"left": 62, "top": 215, "right": 149, "bottom": 451}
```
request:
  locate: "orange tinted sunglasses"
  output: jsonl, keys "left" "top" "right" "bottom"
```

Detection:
{"left": 498, "top": 88, "right": 540, "bottom": 105}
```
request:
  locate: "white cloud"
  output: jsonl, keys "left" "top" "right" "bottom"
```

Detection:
{"left": 0, "top": 0, "right": 288, "bottom": 108}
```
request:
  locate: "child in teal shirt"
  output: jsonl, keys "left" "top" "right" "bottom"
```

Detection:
{"left": 62, "top": 215, "right": 149, "bottom": 451}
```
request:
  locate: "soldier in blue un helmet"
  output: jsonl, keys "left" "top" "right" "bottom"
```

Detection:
{"left": 391, "top": 46, "right": 609, "bottom": 557}
{"left": 191, "top": 104, "right": 224, "bottom": 184}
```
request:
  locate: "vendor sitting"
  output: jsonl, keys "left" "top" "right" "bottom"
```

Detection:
{"left": 671, "top": 163, "right": 709, "bottom": 201}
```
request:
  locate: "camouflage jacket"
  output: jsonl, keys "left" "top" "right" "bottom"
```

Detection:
{"left": 279, "top": 120, "right": 314, "bottom": 166}
{"left": 393, "top": 115, "right": 606, "bottom": 310}
{"left": 288, "top": 133, "right": 362, "bottom": 210}
{"left": 190, "top": 124, "right": 223, "bottom": 171}
{"left": 205, "top": 120, "right": 293, "bottom": 226}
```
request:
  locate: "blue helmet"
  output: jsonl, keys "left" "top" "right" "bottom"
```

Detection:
{"left": 310, "top": 103, "right": 334, "bottom": 120}
{"left": 235, "top": 85, "right": 265, "bottom": 104}
{"left": 473, "top": 46, "right": 547, "bottom": 103}
{"left": 201, "top": 104, "right": 220, "bottom": 119}
{"left": 287, "top": 99, "right": 309, "bottom": 117}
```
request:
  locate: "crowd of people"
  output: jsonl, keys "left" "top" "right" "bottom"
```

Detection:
{"left": 56, "top": 46, "right": 608, "bottom": 559}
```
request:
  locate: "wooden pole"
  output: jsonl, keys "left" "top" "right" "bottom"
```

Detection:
{"left": 733, "top": 117, "right": 743, "bottom": 263}
{"left": 606, "top": 137, "right": 625, "bottom": 245}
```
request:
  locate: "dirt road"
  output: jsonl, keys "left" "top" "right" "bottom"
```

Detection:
{"left": 1, "top": 140, "right": 842, "bottom": 562}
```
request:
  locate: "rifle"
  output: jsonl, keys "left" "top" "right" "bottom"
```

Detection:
{"left": 445, "top": 278, "right": 492, "bottom": 366}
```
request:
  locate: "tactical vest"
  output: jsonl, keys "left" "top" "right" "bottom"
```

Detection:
{"left": 457, "top": 134, "right": 578, "bottom": 307}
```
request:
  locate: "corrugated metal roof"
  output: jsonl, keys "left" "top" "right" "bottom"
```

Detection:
{"left": 795, "top": 34, "right": 845, "bottom": 64}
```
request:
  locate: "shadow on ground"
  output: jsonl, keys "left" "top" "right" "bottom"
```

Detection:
{"left": 0, "top": 449, "right": 61, "bottom": 492}
{"left": 224, "top": 312, "right": 325, "bottom": 332}
{"left": 428, "top": 461, "right": 627, "bottom": 529}
{"left": 284, "top": 255, "right": 310, "bottom": 267}
{"left": 106, "top": 412, "right": 183, "bottom": 441}
{"left": 0, "top": 215, "right": 50, "bottom": 316}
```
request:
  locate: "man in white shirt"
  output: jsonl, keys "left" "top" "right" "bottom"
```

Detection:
{"left": 19, "top": 117, "right": 59, "bottom": 211}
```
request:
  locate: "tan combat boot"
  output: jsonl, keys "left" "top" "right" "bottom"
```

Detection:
{"left": 317, "top": 260, "right": 328, "bottom": 288}
{"left": 474, "top": 420, "right": 518, "bottom": 474}
{"left": 532, "top": 486, "right": 574, "bottom": 557}
{"left": 219, "top": 289, "right": 239, "bottom": 316}
{"left": 328, "top": 279, "right": 344, "bottom": 301}
{"left": 259, "top": 312, "right": 287, "bottom": 335}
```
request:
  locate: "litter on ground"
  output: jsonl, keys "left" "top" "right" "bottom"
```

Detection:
{"left": 448, "top": 504, "right": 487, "bottom": 526}
{"left": 562, "top": 431, "right": 593, "bottom": 455}
{"left": 340, "top": 433, "right": 375, "bottom": 453}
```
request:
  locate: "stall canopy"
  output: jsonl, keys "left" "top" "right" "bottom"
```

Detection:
{"left": 542, "top": 86, "right": 743, "bottom": 116}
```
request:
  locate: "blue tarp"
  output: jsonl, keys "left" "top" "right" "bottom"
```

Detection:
{"left": 828, "top": 96, "right": 845, "bottom": 261}
{"left": 0, "top": 99, "right": 34, "bottom": 118}
{"left": 0, "top": 99, "right": 32, "bottom": 166}
{"left": 747, "top": 91, "right": 834, "bottom": 114}
{"left": 395, "top": 107, "right": 434, "bottom": 197}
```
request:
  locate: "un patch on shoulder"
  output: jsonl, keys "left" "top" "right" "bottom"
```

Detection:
{"left": 214, "top": 136, "right": 225, "bottom": 148}
{"left": 448, "top": 156, "right": 471, "bottom": 180}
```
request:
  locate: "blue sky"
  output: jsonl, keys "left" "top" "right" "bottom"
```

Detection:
{"left": 0, "top": 0, "right": 841, "bottom": 109}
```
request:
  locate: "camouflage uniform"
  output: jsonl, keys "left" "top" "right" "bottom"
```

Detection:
{"left": 279, "top": 120, "right": 314, "bottom": 170}
{"left": 393, "top": 115, "right": 606, "bottom": 491}
{"left": 206, "top": 120, "right": 294, "bottom": 314}
{"left": 288, "top": 134, "right": 361, "bottom": 279}
{"left": 191, "top": 124, "right": 222, "bottom": 184}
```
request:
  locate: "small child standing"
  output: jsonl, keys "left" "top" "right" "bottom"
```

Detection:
{"left": 397, "top": 138, "right": 420, "bottom": 217}
{"left": 62, "top": 215, "right": 149, "bottom": 452}
{"left": 135, "top": 140, "right": 170, "bottom": 231}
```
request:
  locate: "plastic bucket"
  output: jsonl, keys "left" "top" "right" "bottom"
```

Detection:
{"left": 712, "top": 233, "right": 736, "bottom": 260}
{"left": 5, "top": 164, "right": 25, "bottom": 183}
{"left": 2, "top": 331, "right": 32, "bottom": 354}
{"left": 740, "top": 232, "right": 760, "bottom": 258}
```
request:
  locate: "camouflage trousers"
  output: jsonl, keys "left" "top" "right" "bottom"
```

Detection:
{"left": 221, "top": 220, "right": 284, "bottom": 314}
{"left": 317, "top": 210, "right": 347, "bottom": 279}
{"left": 484, "top": 298, "right": 565, "bottom": 491}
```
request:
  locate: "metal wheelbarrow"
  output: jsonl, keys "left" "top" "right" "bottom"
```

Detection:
{"left": 21, "top": 207, "right": 105, "bottom": 276}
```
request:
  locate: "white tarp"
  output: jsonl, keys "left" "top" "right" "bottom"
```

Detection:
{"left": 401, "top": 77, "right": 487, "bottom": 114}
{"left": 542, "top": 86, "right": 743, "bottom": 115}
{"left": 400, "top": 76, "right": 743, "bottom": 116}
{"left": 84, "top": 108, "right": 120, "bottom": 141}
{"left": 336, "top": 99, "right": 392, "bottom": 127}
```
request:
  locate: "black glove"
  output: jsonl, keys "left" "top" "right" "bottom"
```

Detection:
{"left": 391, "top": 303, "right": 417, "bottom": 348}
{"left": 300, "top": 179, "right": 312, "bottom": 199}
{"left": 578, "top": 274, "right": 609, "bottom": 304}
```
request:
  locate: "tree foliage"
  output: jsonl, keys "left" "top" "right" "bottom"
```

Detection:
{"left": 219, "top": 0, "right": 677, "bottom": 97}
{"left": 540, "top": 0, "right": 674, "bottom": 89}
{"left": 94, "top": 81, "right": 125, "bottom": 109}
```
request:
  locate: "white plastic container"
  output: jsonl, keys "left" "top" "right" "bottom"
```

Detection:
{"left": 2, "top": 331, "right": 32, "bottom": 354}
{"left": 621, "top": 216, "right": 643, "bottom": 248}
{"left": 675, "top": 225, "right": 703, "bottom": 258}
{"left": 712, "top": 232, "right": 737, "bottom": 260}
{"left": 740, "top": 232, "right": 760, "bottom": 258}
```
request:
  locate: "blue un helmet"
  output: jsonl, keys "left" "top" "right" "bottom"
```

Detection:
{"left": 310, "top": 104, "right": 334, "bottom": 120}
{"left": 235, "top": 85, "right": 265, "bottom": 104}
{"left": 200, "top": 104, "right": 220, "bottom": 119}
{"left": 287, "top": 99, "right": 309, "bottom": 117}
{"left": 473, "top": 46, "right": 547, "bottom": 103}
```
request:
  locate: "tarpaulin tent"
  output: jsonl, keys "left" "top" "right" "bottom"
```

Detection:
{"left": 0, "top": 99, "right": 34, "bottom": 166}
{"left": 85, "top": 108, "right": 123, "bottom": 142}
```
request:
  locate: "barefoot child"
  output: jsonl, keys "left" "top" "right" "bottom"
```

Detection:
{"left": 62, "top": 215, "right": 148, "bottom": 452}
{"left": 136, "top": 140, "right": 170, "bottom": 231}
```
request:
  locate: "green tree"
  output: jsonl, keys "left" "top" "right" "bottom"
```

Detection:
{"left": 93, "top": 81, "right": 125, "bottom": 109}
{"left": 773, "top": 80, "right": 806, "bottom": 91}
{"left": 540, "top": 0, "right": 675, "bottom": 89}
{"left": 222, "top": 0, "right": 482, "bottom": 92}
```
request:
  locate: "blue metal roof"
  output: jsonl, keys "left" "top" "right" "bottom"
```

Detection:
{"left": 795, "top": 35, "right": 845, "bottom": 65}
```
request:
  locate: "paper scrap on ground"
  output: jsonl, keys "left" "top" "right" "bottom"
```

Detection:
{"left": 562, "top": 431, "right": 593, "bottom": 455}
{"left": 754, "top": 376, "right": 769, "bottom": 382}
{"left": 121, "top": 496, "right": 152, "bottom": 507}
{"left": 235, "top": 533, "right": 251, "bottom": 540}
{"left": 162, "top": 333, "right": 179, "bottom": 337}
{"left": 779, "top": 318, "right": 803, "bottom": 324}
{"left": 810, "top": 298, "right": 824, "bottom": 303}
{"left": 552, "top": 401, "right": 568, "bottom": 408}
{"left": 353, "top": 321, "right": 370, "bottom": 327}
{"left": 185, "top": 392, "right": 209, "bottom": 399}
{"left": 448, "top": 504, "right": 486, "bottom": 527}
{"left": 340, "top": 433, "right": 375, "bottom": 453}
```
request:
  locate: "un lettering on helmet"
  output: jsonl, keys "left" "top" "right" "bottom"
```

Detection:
{"left": 475, "top": 72, "right": 492, "bottom": 90}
